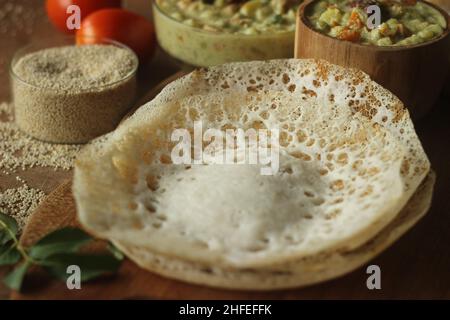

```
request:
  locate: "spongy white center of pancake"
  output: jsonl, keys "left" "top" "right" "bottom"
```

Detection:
{"left": 133, "top": 126, "right": 405, "bottom": 265}
{"left": 156, "top": 162, "right": 320, "bottom": 252}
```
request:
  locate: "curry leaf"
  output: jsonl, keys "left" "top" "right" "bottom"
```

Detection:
{"left": 44, "top": 253, "right": 122, "bottom": 282}
{"left": 0, "top": 214, "right": 124, "bottom": 292}
{"left": 3, "top": 262, "right": 30, "bottom": 291}
{"left": 0, "top": 246, "right": 21, "bottom": 266}
{"left": 29, "top": 227, "right": 92, "bottom": 260}
{"left": 0, "top": 213, "right": 18, "bottom": 245}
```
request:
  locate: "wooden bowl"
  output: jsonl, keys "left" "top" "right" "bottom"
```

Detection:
{"left": 428, "top": 0, "right": 450, "bottom": 14}
{"left": 295, "top": 0, "right": 450, "bottom": 119}
{"left": 428, "top": 0, "right": 450, "bottom": 97}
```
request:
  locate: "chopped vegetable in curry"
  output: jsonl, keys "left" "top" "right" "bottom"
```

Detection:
{"left": 308, "top": 0, "right": 447, "bottom": 46}
{"left": 155, "top": 0, "right": 303, "bottom": 35}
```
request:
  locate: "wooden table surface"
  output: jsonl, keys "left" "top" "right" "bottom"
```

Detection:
{"left": 0, "top": 0, "right": 449, "bottom": 300}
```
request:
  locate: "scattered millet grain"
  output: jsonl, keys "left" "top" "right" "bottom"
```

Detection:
{"left": 0, "top": 101, "right": 82, "bottom": 228}
{"left": 0, "top": 180, "right": 46, "bottom": 230}
{"left": 0, "top": 1, "right": 44, "bottom": 36}
{"left": 0, "top": 102, "right": 81, "bottom": 173}
{"left": 0, "top": 1, "right": 46, "bottom": 78}
{"left": 12, "top": 44, "right": 138, "bottom": 143}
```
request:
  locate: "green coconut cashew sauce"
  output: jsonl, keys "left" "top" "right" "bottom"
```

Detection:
{"left": 153, "top": 0, "right": 302, "bottom": 66}
{"left": 308, "top": 0, "right": 447, "bottom": 46}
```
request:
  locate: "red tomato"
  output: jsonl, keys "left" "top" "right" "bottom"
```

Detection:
{"left": 76, "top": 9, "right": 156, "bottom": 62}
{"left": 46, "top": 0, "right": 122, "bottom": 34}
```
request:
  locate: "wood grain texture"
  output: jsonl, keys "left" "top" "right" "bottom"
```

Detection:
{"left": 295, "top": 0, "right": 450, "bottom": 119}
{"left": 428, "top": 0, "right": 450, "bottom": 14}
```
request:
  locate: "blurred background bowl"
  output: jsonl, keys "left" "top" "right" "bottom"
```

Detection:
{"left": 152, "top": 0, "right": 296, "bottom": 67}
{"left": 295, "top": 0, "right": 450, "bottom": 120}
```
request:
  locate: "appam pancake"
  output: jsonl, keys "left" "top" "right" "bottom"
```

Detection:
{"left": 113, "top": 171, "right": 435, "bottom": 290}
{"left": 73, "top": 59, "right": 430, "bottom": 288}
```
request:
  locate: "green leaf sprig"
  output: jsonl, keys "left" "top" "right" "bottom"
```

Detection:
{"left": 0, "top": 213, "right": 123, "bottom": 291}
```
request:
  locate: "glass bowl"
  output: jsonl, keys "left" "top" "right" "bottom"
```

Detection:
{"left": 10, "top": 36, "right": 138, "bottom": 144}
